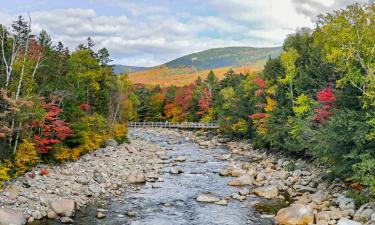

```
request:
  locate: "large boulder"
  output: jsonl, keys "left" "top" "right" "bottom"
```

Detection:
{"left": 228, "top": 174, "right": 254, "bottom": 186}
{"left": 275, "top": 204, "right": 314, "bottom": 225}
{"left": 50, "top": 199, "right": 76, "bottom": 217}
{"left": 337, "top": 218, "right": 362, "bottom": 225}
{"left": 0, "top": 208, "right": 27, "bottom": 225}
{"left": 127, "top": 171, "right": 146, "bottom": 183}
{"left": 252, "top": 185, "right": 279, "bottom": 199}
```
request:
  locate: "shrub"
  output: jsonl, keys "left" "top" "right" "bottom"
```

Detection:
{"left": 0, "top": 163, "right": 11, "bottom": 188}
{"left": 15, "top": 140, "right": 40, "bottom": 175}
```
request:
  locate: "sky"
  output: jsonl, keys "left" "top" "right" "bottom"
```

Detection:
{"left": 0, "top": 0, "right": 366, "bottom": 66}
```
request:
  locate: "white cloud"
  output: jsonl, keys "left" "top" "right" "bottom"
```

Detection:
{"left": 0, "top": 0, "right": 364, "bottom": 66}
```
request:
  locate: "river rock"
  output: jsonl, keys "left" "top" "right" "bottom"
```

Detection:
{"left": 175, "top": 156, "right": 186, "bottom": 162}
{"left": 105, "top": 139, "right": 118, "bottom": 147}
{"left": 293, "top": 185, "right": 316, "bottom": 193}
{"left": 219, "top": 168, "right": 232, "bottom": 176}
{"left": 215, "top": 199, "right": 228, "bottom": 206}
{"left": 336, "top": 195, "right": 355, "bottom": 215}
{"left": 60, "top": 217, "right": 74, "bottom": 224}
{"left": 169, "top": 167, "right": 184, "bottom": 174}
{"left": 47, "top": 211, "right": 57, "bottom": 219}
{"left": 275, "top": 204, "right": 314, "bottom": 225}
{"left": 311, "top": 190, "right": 327, "bottom": 205}
{"left": 337, "top": 218, "right": 362, "bottom": 225}
{"left": 96, "top": 212, "right": 106, "bottom": 219}
{"left": 196, "top": 193, "right": 220, "bottom": 203}
{"left": 50, "top": 199, "right": 76, "bottom": 217}
{"left": 228, "top": 174, "right": 254, "bottom": 186}
{"left": 0, "top": 208, "right": 27, "bottom": 225}
{"left": 252, "top": 185, "right": 278, "bottom": 199}
{"left": 315, "top": 211, "right": 331, "bottom": 224}
{"left": 127, "top": 171, "right": 146, "bottom": 183}
{"left": 256, "top": 172, "right": 266, "bottom": 182}
{"left": 239, "top": 187, "right": 250, "bottom": 196}
{"left": 230, "top": 169, "right": 247, "bottom": 177}
{"left": 353, "top": 202, "right": 375, "bottom": 222}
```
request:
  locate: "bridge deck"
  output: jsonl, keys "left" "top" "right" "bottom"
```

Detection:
{"left": 127, "top": 121, "right": 219, "bottom": 129}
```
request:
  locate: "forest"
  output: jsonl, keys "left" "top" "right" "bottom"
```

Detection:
{"left": 132, "top": 2, "right": 375, "bottom": 196}
{"left": 0, "top": 16, "right": 138, "bottom": 185}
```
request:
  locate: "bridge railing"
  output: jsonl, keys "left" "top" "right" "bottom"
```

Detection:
{"left": 127, "top": 121, "right": 219, "bottom": 129}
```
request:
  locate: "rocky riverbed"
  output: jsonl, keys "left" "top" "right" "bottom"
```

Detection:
{"left": 0, "top": 128, "right": 374, "bottom": 225}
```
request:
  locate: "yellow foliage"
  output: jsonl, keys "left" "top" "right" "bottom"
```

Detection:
{"left": 231, "top": 119, "right": 248, "bottom": 134}
{"left": 71, "top": 131, "right": 110, "bottom": 161}
{"left": 111, "top": 123, "right": 128, "bottom": 143}
{"left": 201, "top": 109, "right": 214, "bottom": 122}
{"left": 15, "top": 140, "right": 39, "bottom": 175}
{"left": 0, "top": 164, "right": 11, "bottom": 187}
{"left": 293, "top": 94, "right": 312, "bottom": 117}
{"left": 53, "top": 146, "right": 72, "bottom": 162}
{"left": 264, "top": 97, "right": 277, "bottom": 112}
{"left": 265, "top": 85, "right": 277, "bottom": 95}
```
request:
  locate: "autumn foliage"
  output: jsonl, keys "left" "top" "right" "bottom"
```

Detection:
{"left": 32, "top": 99, "right": 72, "bottom": 153}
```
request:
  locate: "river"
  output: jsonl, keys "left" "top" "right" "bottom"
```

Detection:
{"left": 32, "top": 128, "right": 273, "bottom": 225}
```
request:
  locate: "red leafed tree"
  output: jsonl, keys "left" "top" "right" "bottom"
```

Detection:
{"left": 197, "top": 88, "right": 212, "bottom": 115}
{"left": 252, "top": 77, "right": 266, "bottom": 89}
{"left": 175, "top": 84, "right": 195, "bottom": 112}
{"left": 32, "top": 99, "right": 72, "bottom": 153}
{"left": 314, "top": 87, "right": 336, "bottom": 123}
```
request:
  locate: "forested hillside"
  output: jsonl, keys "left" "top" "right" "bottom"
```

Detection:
{"left": 132, "top": 2, "right": 375, "bottom": 195}
{"left": 0, "top": 17, "right": 138, "bottom": 184}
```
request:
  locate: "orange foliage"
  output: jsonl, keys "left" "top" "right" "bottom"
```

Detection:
{"left": 128, "top": 65, "right": 262, "bottom": 87}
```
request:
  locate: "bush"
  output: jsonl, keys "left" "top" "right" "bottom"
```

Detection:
{"left": 15, "top": 140, "right": 40, "bottom": 175}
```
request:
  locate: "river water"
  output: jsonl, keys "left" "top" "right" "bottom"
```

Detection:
{"left": 33, "top": 128, "right": 274, "bottom": 225}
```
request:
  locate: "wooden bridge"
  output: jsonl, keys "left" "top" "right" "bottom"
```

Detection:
{"left": 127, "top": 121, "right": 219, "bottom": 129}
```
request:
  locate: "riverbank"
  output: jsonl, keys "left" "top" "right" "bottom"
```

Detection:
{"left": 0, "top": 128, "right": 373, "bottom": 225}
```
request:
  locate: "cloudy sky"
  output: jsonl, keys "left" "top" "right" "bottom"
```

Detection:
{"left": 0, "top": 0, "right": 366, "bottom": 66}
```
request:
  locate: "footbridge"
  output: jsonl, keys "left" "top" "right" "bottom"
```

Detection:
{"left": 127, "top": 121, "right": 219, "bottom": 129}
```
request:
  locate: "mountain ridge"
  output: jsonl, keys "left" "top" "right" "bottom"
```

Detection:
{"left": 113, "top": 46, "right": 282, "bottom": 74}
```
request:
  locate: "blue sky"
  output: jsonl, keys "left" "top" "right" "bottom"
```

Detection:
{"left": 0, "top": 0, "right": 365, "bottom": 66}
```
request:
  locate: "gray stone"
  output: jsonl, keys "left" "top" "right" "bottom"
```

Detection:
{"left": 60, "top": 217, "right": 74, "bottom": 224}
{"left": 106, "top": 139, "right": 118, "bottom": 147}
{"left": 252, "top": 185, "right": 279, "bottom": 199}
{"left": 50, "top": 199, "right": 76, "bottom": 217}
{"left": 337, "top": 218, "right": 362, "bottom": 225}
{"left": 228, "top": 174, "right": 254, "bottom": 186}
{"left": 0, "top": 208, "right": 27, "bottom": 225}
{"left": 196, "top": 193, "right": 220, "bottom": 203}
{"left": 336, "top": 195, "right": 355, "bottom": 215}
{"left": 354, "top": 202, "right": 375, "bottom": 222}
{"left": 127, "top": 171, "right": 146, "bottom": 183}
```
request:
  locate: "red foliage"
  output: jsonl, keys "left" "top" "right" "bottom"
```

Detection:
{"left": 27, "top": 172, "right": 36, "bottom": 179}
{"left": 175, "top": 84, "right": 195, "bottom": 112}
{"left": 314, "top": 87, "right": 336, "bottom": 123}
{"left": 249, "top": 113, "right": 267, "bottom": 120}
{"left": 32, "top": 99, "right": 72, "bottom": 153}
{"left": 79, "top": 103, "right": 90, "bottom": 111}
{"left": 317, "top": 87, "right": 335, "bottom": 103}
{"left": 253, "top": 77, "right": 266, "bottom": 88}
{"left": 39, "top": 168, "right": 49, "bottom": 176}
{"left": 197, "top": 88, "right": 212, "bottom": 115}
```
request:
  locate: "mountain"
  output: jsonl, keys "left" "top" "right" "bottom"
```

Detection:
{"left": 114, "top": 46, "right": 282, "bottom": 86}
{"left": 112, "top": 65, "right": 149, "bottom": 74}
{"left": 164, "top": 46, "right": 282, "bottom": 70}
